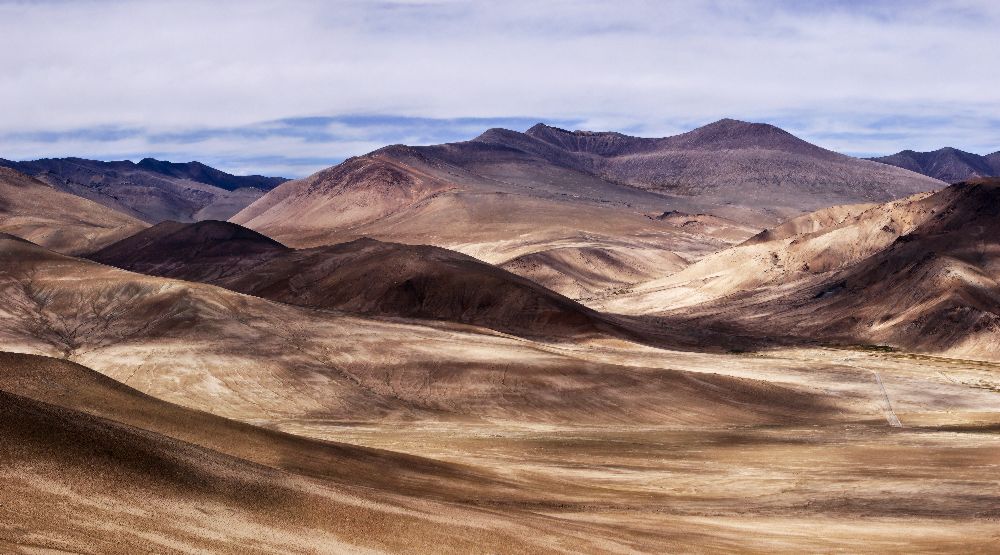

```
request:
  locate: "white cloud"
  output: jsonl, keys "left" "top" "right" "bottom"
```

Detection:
{"left": 0, "top": 0, "right": 997, "bottom": 173}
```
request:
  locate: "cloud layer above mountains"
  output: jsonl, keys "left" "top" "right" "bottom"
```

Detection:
{"left": 2, "top": 0, "right": 998, "bottom": 176}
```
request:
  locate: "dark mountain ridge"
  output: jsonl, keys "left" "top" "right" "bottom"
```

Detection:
{"left": 870, "top": 147, "right": 1000, "bottom": 183}
{"left": 89, "top": 221, "right": 622, "bottom": 339}
{"left": 1, "top": 157, "right": 287, "bottom": 192}
{"left": 134, "top": 158, "right": 288, "bottom": 191}
{"left": 0, "top": 157, "right": 289, "bottom": 224}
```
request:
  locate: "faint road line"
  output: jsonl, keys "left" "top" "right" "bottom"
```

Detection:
{"left": 939, "top": 371, "right": 960, "bottom": 385}
{"left": 872, "top": 370, "right": 903, "bottom": 428}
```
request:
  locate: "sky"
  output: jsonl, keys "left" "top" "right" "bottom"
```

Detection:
{"left": 1, "top": 0, "right": 998, "bottom": 177}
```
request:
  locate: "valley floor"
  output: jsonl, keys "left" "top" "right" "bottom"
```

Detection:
{"left": 269, "top": 346, "right": 1000, "bottom": 554}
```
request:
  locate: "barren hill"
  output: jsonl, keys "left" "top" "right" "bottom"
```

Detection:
{"left": 871, "top": 147, "right": 1000, "bottom": 183}
{"left": 604, "top": 178, "right": 1000, "bottom": 360}
{"left": 529, "top": 119, "right": 940, "bottom": 210}
{"left": 90, "top": 222, "right": 622, "bottom": 339}
{"left": 0, "top": 157, "right": 287, "bottom": 223}
{"left": 4, "top": 234, "right": 816, "bottom": 426}
{"left": 89, "top": 219, "right": 290, "bottom": 281}
{"left": 774, "top": 177, "right": 1000, "bottom": 356}
{"left": 0, "top": 166, "right": 145, "bottom": 254}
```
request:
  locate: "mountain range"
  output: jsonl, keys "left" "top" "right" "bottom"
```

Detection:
{"left": 230, "top": 118, "right": 941, "bottom": 299}
{"left": 0, "top": 156, "right": 287, "bottom": 224}
{"left": 870, "top": 147, "right": 1000, "bottom": 183}
{"left": 3, "top": 117, "right": 999, "bottom": 553}
{"left": 234, "top": 119, "right": 941, "bottom": 251}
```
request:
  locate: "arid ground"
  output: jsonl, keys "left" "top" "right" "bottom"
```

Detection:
{"left": 1, "top": 121, "right": 998, "bottom": 554}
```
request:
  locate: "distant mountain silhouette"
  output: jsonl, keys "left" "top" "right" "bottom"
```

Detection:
{"left": 870, "top": 147, "right": 1000, "bottom": 183}
{"left": 134, "top": 158, "right": 287, "bottom": 191}
{"left": 0, "top": 157, "right": 288, "bottom": 224}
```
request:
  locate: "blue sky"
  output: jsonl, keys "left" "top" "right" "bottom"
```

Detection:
{"left": 1, "top": 0, "right": 998, "bottom": 177}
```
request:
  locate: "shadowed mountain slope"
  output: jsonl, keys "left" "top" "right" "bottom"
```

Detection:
{"left": 89, "top": 219, "right": 290, "bottom": 281}
{"left": 0, "top": 166, "right": 145, "bottom": 254}
{"left": 596, "top": 189, "right": 938, "bottom": 314}
{"left": 871, "top": 147, "right": 1000, "bottom": 183}
{"left": 89, "top": 221, "right": 622, "bottom": 339}
{"left": 608, "top": 178, "right": 1000, "bottom": 360}
{"left": 769, "top": 177, "right": 1000, "bottom": 357}
{"left": 0, "top": 157, "right": 287, "bottom": 224}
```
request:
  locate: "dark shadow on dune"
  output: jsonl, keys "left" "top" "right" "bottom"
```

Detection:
{"left": 0, "top": 390, "right": 295, "bottom": 509}
{"left": 0, "top": 352, "right": 523, "bottom": 504}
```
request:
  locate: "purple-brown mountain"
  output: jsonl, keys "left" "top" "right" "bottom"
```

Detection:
{"left": 0, "top": 157, "right": 288, "bottom": 224}
{"left": 515, "top": 119, "right": 939, "bottom": 201}
{"left": 870, "top": 147, "right": 1000, "bottom": 183}
{"left": 232, "top": 119, "right": 943, "bottom": 257}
